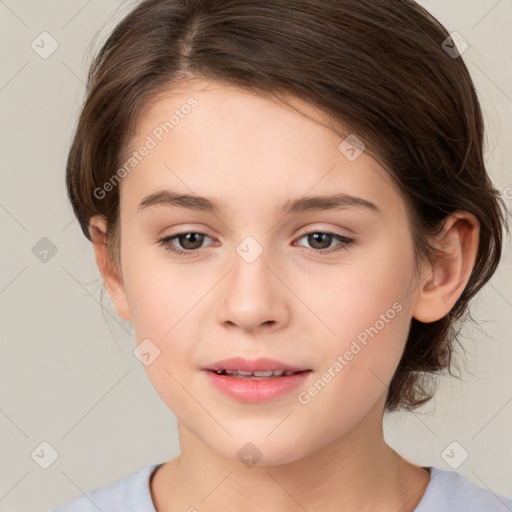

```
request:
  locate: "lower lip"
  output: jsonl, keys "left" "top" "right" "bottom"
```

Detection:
{"left": 204, "top": 370, "right": 311, "bottom": 402}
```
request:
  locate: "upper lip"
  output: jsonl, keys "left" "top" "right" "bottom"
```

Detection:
{"left": 203, "top": 357, "right": 309, "bottom": 373}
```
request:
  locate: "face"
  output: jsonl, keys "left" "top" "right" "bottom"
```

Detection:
{"left": 112, "top": 80, "right": 422, "bottom": 465}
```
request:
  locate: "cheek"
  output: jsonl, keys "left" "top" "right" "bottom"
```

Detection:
{"left": 123, "top": 257, "right": 199, "bottom": 412}
{"left": 303, "top": 236, "right": 415, "bottom": 350}
{"left": 120, "top": 238, "right": 217, "bottom": 370}
{"left": 121, "top": 241, "right": 199, "bottom": 335}
{"left": 296, "top": 236, "right": 416, "bottom": 406}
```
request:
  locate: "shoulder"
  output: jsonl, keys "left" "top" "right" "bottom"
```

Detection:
{"left": 49, "top": 463, "right": 161, "bottom": 512}
{"left": 415, "top": 466, "right": 512, "bottom": 512}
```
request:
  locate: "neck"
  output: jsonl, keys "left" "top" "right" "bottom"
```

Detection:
{"left": 151, "top": 402, "right": 430, "bottom": 512}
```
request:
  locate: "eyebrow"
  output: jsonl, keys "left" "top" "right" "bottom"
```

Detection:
{"left": 137, "top": 190, "right": 381, "bottom": 215}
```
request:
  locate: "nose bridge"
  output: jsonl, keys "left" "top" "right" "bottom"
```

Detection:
{"left": 231, "top": 234, "right": 277, "bottom": 302}
{"left": 233, "top": 235, "right": 273, "bottom": 290}
{"left": 217, "top": 234, "right": 289, "bottom": 331}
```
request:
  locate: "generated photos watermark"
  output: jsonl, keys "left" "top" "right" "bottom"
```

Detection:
{"left": 297, "top": 301, "right": 403, "bottom": 405}
{"left": 93, "top": 96, "right": 198, "bottom": 200}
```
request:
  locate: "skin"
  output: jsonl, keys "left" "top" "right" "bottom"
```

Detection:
{"left": 90, "top": 80, "right": 479, "bottom": 511}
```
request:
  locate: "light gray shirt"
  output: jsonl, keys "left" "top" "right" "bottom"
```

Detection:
{"left": 50, "top": 464, "right": 512, "bottom": 511}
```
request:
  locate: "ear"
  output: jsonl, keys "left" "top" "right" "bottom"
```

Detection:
{"left": 89, "top": 215, "right": 132, "bottom": 322}
{"left": 412, "top": 211, "right": 480, "bottom": 323}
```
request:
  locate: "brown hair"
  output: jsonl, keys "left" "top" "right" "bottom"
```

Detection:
{"left": 66, "top": 0, "right": 508, "bottom": 412}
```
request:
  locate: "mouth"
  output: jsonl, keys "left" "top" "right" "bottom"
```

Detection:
{"left": 202, "top": 357, "right": 312, "bottom": 402}
{"left": 209, "top": 369, "right": 308, "bottom": 380}
{"left": 203, "top": 356, "right": 310, "bottom": 376}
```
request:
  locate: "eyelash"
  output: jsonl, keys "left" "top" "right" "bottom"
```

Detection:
{"left": 157, "top": 230, "right": 355, "bottom": 258}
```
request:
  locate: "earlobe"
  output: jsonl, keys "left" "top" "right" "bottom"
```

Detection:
{"left": 412, "top": 211, "right": 479, "bottom": 323}
{"left": 89, "top": 215, "right": 132, "bottom": 322}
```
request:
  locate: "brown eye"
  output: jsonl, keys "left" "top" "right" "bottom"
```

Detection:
{"left": 307, "top": 233, "right": 335, "bottom": 250}
{"left": 295, "top": 231, "right": 354, "bottom": 254}
{"left": 175, "top": 232, "right": 206, "bottom": 250}
{"left": 158, "top": 231, "right": 214, "bottom": 257}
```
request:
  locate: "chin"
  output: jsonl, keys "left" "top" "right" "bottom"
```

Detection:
{"left": 202, "top": 430, "right": 313, "bottom": 468}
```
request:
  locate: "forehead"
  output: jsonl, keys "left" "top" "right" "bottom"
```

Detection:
{"left": 135, "top": 79, "right": 343, "bottom": 156}
{"left": 119, "top": 79, "right": 405, "bottom": 221}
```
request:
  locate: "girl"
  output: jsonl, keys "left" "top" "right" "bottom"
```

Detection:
{"left": 52, "top": 0, "right": 511, "bottom": 510}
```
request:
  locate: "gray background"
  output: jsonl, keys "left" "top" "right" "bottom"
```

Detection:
{"left": 0, "top": 1, "right": 511, "bottom": 510}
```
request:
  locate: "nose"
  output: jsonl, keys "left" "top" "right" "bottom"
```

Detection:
{"left": 216, "top": 244, "right": 291, "bottom": 333}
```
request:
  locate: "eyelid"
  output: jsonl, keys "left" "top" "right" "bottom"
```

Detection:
{"left": 158, "top": 224, "right": 353, "bottom": 245}
{"left": 295, "top": 224, "right": 354, "bottom": 238}
{"left": 158, "top": 226, "right": 356, "bottom": 259}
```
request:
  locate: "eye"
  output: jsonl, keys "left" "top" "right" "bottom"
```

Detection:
{"left": 158, "top": 230, "right": 355, "bottom": 258}
{"left": 294, "top": 231, "right": 355, "bottom": 255}
{"left": 158, "top": 231, "right": 215, "bottom": 257}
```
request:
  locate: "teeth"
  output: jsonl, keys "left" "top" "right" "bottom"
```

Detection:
{"left": 215, "top": 369, "right": 298, "bottom": 377}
